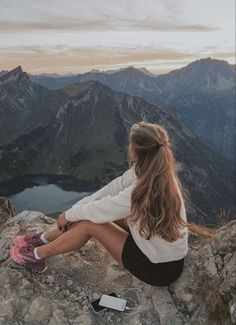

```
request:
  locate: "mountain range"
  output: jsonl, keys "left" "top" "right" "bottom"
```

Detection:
{"left": 0, "top": 66, "right": 235, "bottom": 224}
{"left": 25, "top": 58, "right": 235, "bottom": 162}
{"left": 0, "top": 66, "right": 69, "bottom": 146}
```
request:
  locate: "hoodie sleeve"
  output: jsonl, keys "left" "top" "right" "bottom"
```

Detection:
{"left": 64, "top": 183, "right": 134, "bottom": 223}
{"left": 70, "top": 166, "right": 135, "bottom": 207}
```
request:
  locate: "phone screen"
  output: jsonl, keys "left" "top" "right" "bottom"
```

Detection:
{"left": 90, "top": 292, "right": 117, "bottom": 313}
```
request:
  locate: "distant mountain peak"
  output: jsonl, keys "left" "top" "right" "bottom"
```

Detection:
{"left": 61, "top": 80, "right": 110, "bottom": 98}
{"left": 0, "top": 65, "right": 28, "bottom": 84}
{"left": 14, "top": 65, "right": 23, "bottom": 72}
{"left": 84, "top": 79, "right": 112, "bottom": 93}
{"left": 137, "top": 67, "right": 157, "bottom": 77}
{"left": 124, "top": 66, "right": 137, "bottom": 71}
{"left": 163, "top": 57, "right": 234, "bottom": 81}
{"left": 113, "top": 66, "right": 148, "bottom": 77}
{"left": 89, "top": 69, "right": 101, "bottom": 73}
{"left": 190, "top": 57, "right": 233, "bottom": 69}
{"left": 199, "top": 57, "right": 214, "bottom": 62}
{"left": 7, "top": 65, "right": 23, "bottom": 76}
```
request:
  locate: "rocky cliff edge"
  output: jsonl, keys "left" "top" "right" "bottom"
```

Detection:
{"left": 0, "top": 197, "right": 235, "bottom": 325}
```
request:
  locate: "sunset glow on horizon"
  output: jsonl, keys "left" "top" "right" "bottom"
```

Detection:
{"left": 0, "top": 0, "right": 235, "bottom": 74}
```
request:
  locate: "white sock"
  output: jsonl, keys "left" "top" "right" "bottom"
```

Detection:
{"left": 33, "top": 247, "right": 42, "bottom": 260}
{"left": 40, "top": 233, "right": 49, "bottom": 244}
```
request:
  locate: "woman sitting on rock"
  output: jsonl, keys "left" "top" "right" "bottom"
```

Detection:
{"left": 10, "top": 121, "right": 190, "bottom": 286}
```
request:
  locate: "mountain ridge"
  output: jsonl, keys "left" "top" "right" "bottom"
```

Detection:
{"left": 25, "top": 57, "right": 235, "bottom": 161}
{"left": 0, "top": 73, "right": 235, "bottom": 223}
{"left": 0, "top": 65, "right": 24, "bottom": 84}
{"left": 0, "top": 67, "right": 70, "bottom": 146}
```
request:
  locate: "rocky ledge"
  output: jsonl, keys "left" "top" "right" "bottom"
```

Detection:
{"left": 0, "top": 197, "right": 235, "bottom": 325}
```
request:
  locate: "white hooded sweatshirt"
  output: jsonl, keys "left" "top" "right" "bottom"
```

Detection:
{"left": 65, "top": 165, "right": 188, "bottom": 263}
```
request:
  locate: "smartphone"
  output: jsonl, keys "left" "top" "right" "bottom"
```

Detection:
{"left": 90, "top": 292, "right": 118, "bottom": 314}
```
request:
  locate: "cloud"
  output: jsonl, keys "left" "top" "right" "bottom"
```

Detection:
{"left": 1, "top": 45, "right": 233, "bottom": 74}
{"left": 0, "top": 18, "right": 219, "bottom": 33}
{"left": 208, "top": 51, "right": 236, "bottom": 58}
{"left": 0, "top": 45, "right": 195, "bottom": 65}
{"left": 0, "top": 0, "right": 233, "bottom": 75}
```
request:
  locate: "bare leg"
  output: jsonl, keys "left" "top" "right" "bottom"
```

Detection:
{"left": 37, "top": 220, "right": 129, "bottom": 267}
{"left": 43, "top": 218, "right": 128, "bottom": 242}
{"left": 43, "top": 222, "right": 81, "bottom": 242}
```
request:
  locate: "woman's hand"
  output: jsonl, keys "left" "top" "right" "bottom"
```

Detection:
{"left": 57, "top": 212, "right": 70, "bottom": 232}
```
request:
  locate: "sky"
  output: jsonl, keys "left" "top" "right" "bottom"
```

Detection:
{"left": 0, "top": 0, "right": 235, "bottom": 75}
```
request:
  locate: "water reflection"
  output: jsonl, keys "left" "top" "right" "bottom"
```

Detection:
{"left": 0, "top": 175, "right": 97, "bottom": 215}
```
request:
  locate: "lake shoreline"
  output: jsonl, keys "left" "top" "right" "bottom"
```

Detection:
{"left": 0, "top": 174, "right": 99, "bottom": 215}
{"left": 0, "top": 174, "right": 99, "bottom": 197}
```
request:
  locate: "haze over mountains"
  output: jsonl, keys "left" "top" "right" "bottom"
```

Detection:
{"left": 0, "top": 62, "right": 235, "bottom": 223}
{"left": 25, "top": 58, "right": 235, "bottom": 162}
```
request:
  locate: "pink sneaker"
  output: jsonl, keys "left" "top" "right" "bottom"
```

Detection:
{"left": 10, "top": 243, "right": 48, "bottom": 273}
{"left": 13, "top": 232, "right": 46, "bottom": 248}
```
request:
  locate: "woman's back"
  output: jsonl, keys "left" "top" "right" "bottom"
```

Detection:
{"left": 66, "top": 118, "right": 191, "bottom": 265}
{"left": 126, "top": 167, "right": 188, "bottom": 263}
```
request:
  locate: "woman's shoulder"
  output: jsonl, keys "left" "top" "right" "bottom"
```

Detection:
{"left": 125, "top": 164, "right": 137, "bottom": 179}
{"left": 119, "top": 165, "right": 137, "bottom": 188}
{"left": 130, "top": 165, "right": 138, "bottom": 185}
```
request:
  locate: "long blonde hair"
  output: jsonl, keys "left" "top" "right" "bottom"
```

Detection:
{"left": 126, "top": 121, "right": 193, "bottom": 242}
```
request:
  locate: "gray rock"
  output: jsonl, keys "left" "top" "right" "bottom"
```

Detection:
{"left": 28, "top": 296, "right": 52, "bottom": 322}
{"left": 92, "top": 292, "right": 100, "bottom": 300}
{"left": 47, "top": 275, "right": 55, "bottom": 286}
{"left": 151, "top": 286, "right": 186, "bottom": 324}
{"left": 0, "top": 298, "right": 14, "bottom": 318}
{"left": 82, "top": 305, "right": 89, "bottom": 312}
{"left": 73, "top": 314, "right": 93, "bottom": 324}
{"left": 0, "top": 203, "right": 235, "bottom": 324}
{"left": 48, "top": 308, "right": 68, "bottom": 325}
{"left": 66, "top": 279, "right": 73, "bottom": 286}
{"left": 229, "top": 298, "right": 236, "bottom": 324}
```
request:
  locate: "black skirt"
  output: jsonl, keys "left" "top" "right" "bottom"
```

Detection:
{"left": 121, "top": 230, "right": 185, "bottom": 286}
